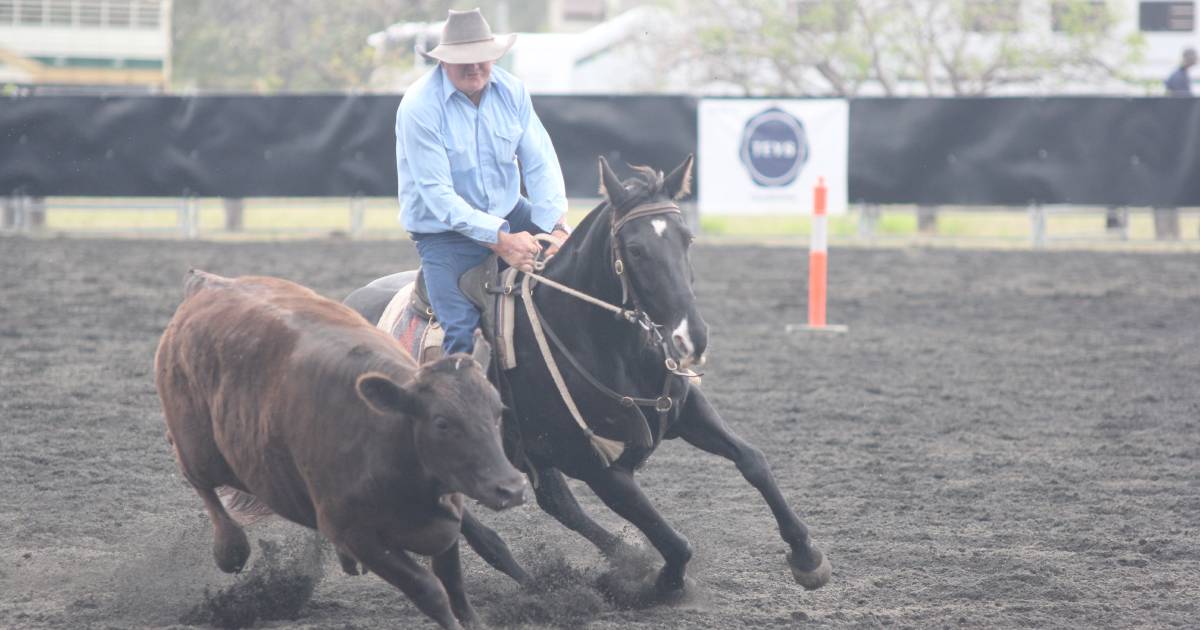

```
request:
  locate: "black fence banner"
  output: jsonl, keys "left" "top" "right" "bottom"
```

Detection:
{"left": 849, "top": 97, "right": 1200, "bottom": 207}
{"left": 0, "top": 94, "right": 696, "bottom": 199}
{"left": 2, "top": 94, "right": 1198, "bottom": 206}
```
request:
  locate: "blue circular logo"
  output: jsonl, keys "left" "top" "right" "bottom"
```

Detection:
{"left": 739, "top": 107, "right": 808, "bottom": 187}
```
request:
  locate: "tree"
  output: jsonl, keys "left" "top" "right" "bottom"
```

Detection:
{"left": 669, "top": 0, "right": 1147, "bottom": 96}
{"left": 171, "top": 0, "right": 453, "bottom": 92}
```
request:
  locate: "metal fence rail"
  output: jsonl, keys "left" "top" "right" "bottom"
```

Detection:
{"left": 3, "top": 195, "right": 1198, "bottom": 246}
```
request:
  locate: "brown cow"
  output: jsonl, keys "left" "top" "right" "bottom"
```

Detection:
{"left": 155, "top": 270, "right": 525, "bottom": 630}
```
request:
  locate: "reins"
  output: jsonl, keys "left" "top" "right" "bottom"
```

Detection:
{"left": 516, "top": 199, "right": 692, "bottom": 466}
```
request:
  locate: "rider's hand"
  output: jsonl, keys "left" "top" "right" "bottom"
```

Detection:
{"left": 544, "top": 225, "right": 570, "bottom": 257}
{"left": 489, "top": 230, "right": 542, "bottom": 273}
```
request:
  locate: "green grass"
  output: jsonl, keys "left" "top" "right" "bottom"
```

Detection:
{"left": 16, "top": 197, "right": 1200, "bottom": 245}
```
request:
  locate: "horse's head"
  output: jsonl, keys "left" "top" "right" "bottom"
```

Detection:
{"left": 599, "top": 154, "right": 708, "bottom": 369}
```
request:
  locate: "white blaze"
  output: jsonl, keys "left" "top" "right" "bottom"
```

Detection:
{"left": 672, "top": 317, "right": 694, "bottom": 358}
{"left": 651, "top": 219, "right": 668, "bottom": 236}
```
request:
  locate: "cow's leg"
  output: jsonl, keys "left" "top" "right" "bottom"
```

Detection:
{"left": 431, "top": 541, "right": 477, "bottom": 627}
{"left": 673, "top": 387, "right": 831, "bottom": 590}
{"left": 340, "top": 533, "right": 462, "bottom": 630}
{"left": 335, "top": 545, "right": 363, "bottom": 576}
{"left": 533, "top": 466, "right": 624, "bottom": 556}
{"left": 582, "top": 466, "right": 692, "bottom": 595}
{"left": 194, "top": 485, "right": 251, "bottom": 573}
{"left": 460, "top": 507, "right": 530, "bottom": 585}
{"left": 166, "top": 426, "right": 251, "bottom": 574}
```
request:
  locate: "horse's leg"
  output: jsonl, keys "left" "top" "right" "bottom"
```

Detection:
{"left": 431, "top": 540, "right": 477, "bottom": 627}
{"left": 460, "top": 507, "right": 531, "bottom": 585}
{"left": 582, "top": 466, "right": 692, "bottom": 595}
{"left": 533, "top": 466, "right": 624, "bottom": 556}
{"left": 673, "top": 387, "right": 831, "bottom": 590}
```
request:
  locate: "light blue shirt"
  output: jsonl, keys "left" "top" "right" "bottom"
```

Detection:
{"left": 396, "top": 65, "right": 567, "bottom": 243}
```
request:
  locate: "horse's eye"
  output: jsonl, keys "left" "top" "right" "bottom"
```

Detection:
{"left": 627, "top": 244, "right": 646, "bottom": 259}
{"left": 434, "top": 416, "right": 451, "bottom": 432}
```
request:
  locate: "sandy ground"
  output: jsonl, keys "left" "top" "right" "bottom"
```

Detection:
{"left": 1, "top": 237, "right": 1197, "bottom": 629}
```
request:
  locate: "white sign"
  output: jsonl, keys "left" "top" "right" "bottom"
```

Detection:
{"left": 699, "top": 99, "right": 849, "bottom": 215}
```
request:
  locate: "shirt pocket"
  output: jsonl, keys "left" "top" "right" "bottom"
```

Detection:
{"left": 441, "top": 129, "right": 476, "bottom": 175}
{"left": 492, "top": 124, "right": 523, "bottom": 164}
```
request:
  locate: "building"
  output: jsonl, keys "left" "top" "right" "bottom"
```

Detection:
{"left": 0, "top": 0, "right": 171, "bottom": 93}
{"left": 369, "top": 1, "right": 1196, "bottom": 96}
{"left": 367, "top": 1, "right": 678, "bottom": 94}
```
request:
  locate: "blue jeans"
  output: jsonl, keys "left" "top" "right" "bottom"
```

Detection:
{"left": 412, "top": 198, "right": 539, "bottom": 355}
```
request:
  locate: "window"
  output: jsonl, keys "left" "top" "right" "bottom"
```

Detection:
{"left": 17, "top": 0, "right": 44, "bottom": 25}
{"left": 106, "top": 0, "right": 131, "bottom": 27}
{"left": 1051, "top": 1, "right": 1110, "bottom": 32}
{"left": 1139, "top": 1, "right": 1195, "bottom": 32}
{"left": 966, "top": 0, "right": 1021, "bottom": 32}
{"left": 795, "top": 0, "right": 852, "bottom": 32}
{"left": 79, "top": 0, "right": 101, "bottom": 25}
{"left": 132, "top": 0, "right": 158, "bottom": 28}
{"left": 48, "top": 0, "right": 71, "bottom": 25}
{"left": 563, "top": 0, "right": 604, "bottom": 21}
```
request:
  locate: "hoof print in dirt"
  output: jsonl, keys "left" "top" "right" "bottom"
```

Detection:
{"left": 179, "top": 538, "right": 323, "bottom": 629}
{"left": 485, "top": 554, "right": 604, "bottom": 628}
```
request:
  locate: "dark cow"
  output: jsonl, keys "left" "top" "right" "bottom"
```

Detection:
{"left": 155, "top": 270, "right": 525, "bottom": 630}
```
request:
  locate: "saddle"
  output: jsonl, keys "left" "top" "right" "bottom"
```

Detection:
{"left": 377, "top": 255, "right": 522, "bottom": 369}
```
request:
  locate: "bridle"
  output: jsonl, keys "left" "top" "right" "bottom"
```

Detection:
{"left": 518, "top": 198, "right": 696, "bottom": 466}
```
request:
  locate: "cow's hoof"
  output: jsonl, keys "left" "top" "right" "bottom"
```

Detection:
{"left": 453, "top": 603, "right": 480, "bottom": 628}
{"left": 336, "top": 548, "right": 361, "bottom": 576}
{"left": 788, "top": 546, "right": 831, "bottom": 591}
{"left": 214, "top": 526, "right": 251, "bottom": 574}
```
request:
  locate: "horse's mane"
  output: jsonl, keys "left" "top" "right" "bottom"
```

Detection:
{"left": 546, "top": 164, "right": 672, "bottom": 272}
{"left": 575, "top": 163, "right": 671, "bottom": 231}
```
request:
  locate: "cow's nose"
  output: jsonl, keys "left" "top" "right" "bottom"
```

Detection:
{"left": 492, "top": 477, "right": 526, "bottom": 509}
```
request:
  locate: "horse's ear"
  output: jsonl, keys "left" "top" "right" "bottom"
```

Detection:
{"left": 598, "top": 156, "right": 630, "bottom": 209}
{"left": 664, "top": 154, "right": 694, "bottom": 200}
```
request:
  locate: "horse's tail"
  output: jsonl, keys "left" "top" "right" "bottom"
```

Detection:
{"left": 217, "top": 486, "right": 276, "bottom": 526}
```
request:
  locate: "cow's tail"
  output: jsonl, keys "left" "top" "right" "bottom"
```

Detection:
{"left": 217, "top": 486, "right": 276, "bottom": 526}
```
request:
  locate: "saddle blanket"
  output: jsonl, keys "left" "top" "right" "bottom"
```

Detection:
{"left": 376, "top": 281, "right": 445, "bottom": 364}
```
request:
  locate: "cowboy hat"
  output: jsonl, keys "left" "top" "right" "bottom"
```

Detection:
{"left": 420, "top": 9, "right": 516, "bottom": 64}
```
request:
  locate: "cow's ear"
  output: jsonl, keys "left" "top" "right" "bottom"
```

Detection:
{"left": 470, "top": 333, "right": 492, "bottom": 370}
{"left": 356, "top": 372, "right": 422, "bottom": 417}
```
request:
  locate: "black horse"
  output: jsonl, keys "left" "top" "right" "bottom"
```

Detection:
{"left": 345, "top": 155, "right": 830, "bottom": 598}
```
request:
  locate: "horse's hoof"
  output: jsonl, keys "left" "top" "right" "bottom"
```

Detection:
{"left": 598, "top": 567, "right": 693, "bottom": 608}
{"left": 214, "top": 526, "right": 251, "bottom": 574}
{"left": 653, "top": 574, "right": 696, "bottom": 604}
{"left": 788, "top": 547, "right": 831, "bottom": 591}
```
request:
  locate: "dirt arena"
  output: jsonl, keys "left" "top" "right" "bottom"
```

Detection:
{"left": 1, "top": 236, "right": 1197, "bottom": 629}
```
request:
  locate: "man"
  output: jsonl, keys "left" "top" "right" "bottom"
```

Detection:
{"left": 396, "top": 9, "right": 569, "bottom": 356}
{"left": 1164, "top": 48, "right": 1196, "bottom": 96}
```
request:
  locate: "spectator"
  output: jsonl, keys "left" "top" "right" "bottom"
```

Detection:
{"left": 1164, "top": 48, "right": 1196, "bottom": 96}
